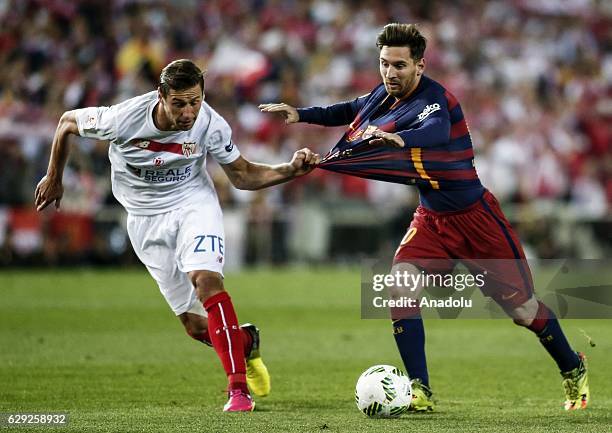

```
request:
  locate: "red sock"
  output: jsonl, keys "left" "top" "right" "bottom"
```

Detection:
{"left": 203, "top": 291, "right": 248, "bottom": 393}
{"left": 391, "top": 302, "right": 421, "bottom": 321}
{"left": 527, "top": 301, "right": 550, "bottom": 333}
{"left": 186, "top": 321, "right": 252, "bottom": 356}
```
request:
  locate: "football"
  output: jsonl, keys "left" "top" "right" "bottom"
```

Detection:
{"left": 355, "top": 364, "right": 412, "bottom": 418}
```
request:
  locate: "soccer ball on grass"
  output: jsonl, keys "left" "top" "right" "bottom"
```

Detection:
{"left": 355, "top": 364, "right": 412, "bottom": 418}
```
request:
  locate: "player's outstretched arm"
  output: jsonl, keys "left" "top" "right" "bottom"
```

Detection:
{"left": 258, "top": 103, "right": 300, "bottom": 124}
{"left": 34, "top": 111, "right": 80, "bottom": 211}
{"left": 260, "top": 94, "right": 367, "bottom": 127}
{"left": 221, "top": 148, "right": 320, "bottom": 191}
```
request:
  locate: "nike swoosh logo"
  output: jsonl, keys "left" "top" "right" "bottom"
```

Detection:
{"left": 501, "top": 291, "right": 518, "bottom": 301}
{"left": 225, "top": 141, "right": 234, "bottom": 152}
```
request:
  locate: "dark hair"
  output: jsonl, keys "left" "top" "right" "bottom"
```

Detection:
{"left": 376, "top": 23, "right": 427, "bottom": 61}
{"left": 158, "top": 59, "right": 205, "bottom": 97}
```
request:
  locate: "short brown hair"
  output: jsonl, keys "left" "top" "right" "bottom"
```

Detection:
{"left": 376, "top": 23, "right": 427, "bottom": 61}
{"left": 158, "top": 59, "right": 205, "bottom": 97}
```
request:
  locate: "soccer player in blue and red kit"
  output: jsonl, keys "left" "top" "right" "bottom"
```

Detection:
{"left": 260, "top": 23, "right": 589, "bottom": 411}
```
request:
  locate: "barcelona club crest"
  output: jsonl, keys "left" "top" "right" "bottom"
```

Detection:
{"left": 182, "top": 141, "right": 196, "bottom": 157}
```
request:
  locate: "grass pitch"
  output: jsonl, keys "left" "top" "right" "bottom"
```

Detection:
{"left": 1, "top": 267, "right": 611, "bottom": 433}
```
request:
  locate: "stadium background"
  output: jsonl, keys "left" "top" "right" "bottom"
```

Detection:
{"left": 1, "top": 1, "right": 612, "bottom": 432}
{"left": 0, "top": 0, "right": 610, "bottom": 268}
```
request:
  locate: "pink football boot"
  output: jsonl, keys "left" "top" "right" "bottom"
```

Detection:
{"left": 223, "top": 390, "right": 255, "bottom": 412}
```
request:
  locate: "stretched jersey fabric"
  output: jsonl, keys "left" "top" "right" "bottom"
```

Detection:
{"left": 74, "top": 91, "right": 240, "bottom": 215}
{"left": 299, "top": 76, "right": 484, "bottom": 211}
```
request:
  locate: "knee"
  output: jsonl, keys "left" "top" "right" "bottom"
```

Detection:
{"left": 509, "top": 296, "right": 539, "bottom": 327}
{"left": 190, "top": 270, "right": 224, "bottom": 301}
{"left": 388, "top": 263, "right": 424, "bottom": 319}
{"left": 513, "top": 316, "right": 531, "bottom": 327}
{"left": 388, "top": 262, "right": 422, "bottom": 299}
{"left": 388, "top": 284, "right": 404, "bottom": 300}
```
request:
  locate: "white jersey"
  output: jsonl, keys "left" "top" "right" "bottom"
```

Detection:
{"left": 74, "top": 91, "right": 240, "bottom": 215}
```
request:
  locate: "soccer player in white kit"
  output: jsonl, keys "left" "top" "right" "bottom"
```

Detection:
{"left": 34, "top": 59, "right": 320, "bottom": 412}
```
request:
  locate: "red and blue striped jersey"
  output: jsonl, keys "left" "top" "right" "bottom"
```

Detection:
{"left": 299, "top": 75, "right": 484, "bottom": 211}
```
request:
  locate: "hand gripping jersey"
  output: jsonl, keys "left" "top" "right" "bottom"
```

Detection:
{"left": 304, "top": 76, "right": 485, "bottom": 212}
{"left": 74, "top": 91, "right": 240, "bottom": 215}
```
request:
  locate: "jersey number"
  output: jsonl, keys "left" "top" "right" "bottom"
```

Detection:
{"left": 395, "top": 228, "right": 418, "bottom": 255}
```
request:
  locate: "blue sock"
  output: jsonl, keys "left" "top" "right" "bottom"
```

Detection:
{"left": 527, "top": 302, "right": 580, "bottom": 373}
{"left": 392, "top": 316, "right": 429, "bottom": 387}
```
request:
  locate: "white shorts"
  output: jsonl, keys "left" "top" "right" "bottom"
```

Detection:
{"left": 126, "top": 201, "right": 226, "bottom": 316}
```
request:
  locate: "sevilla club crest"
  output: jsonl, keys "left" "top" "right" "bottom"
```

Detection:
{"left": 182, "top": 141, "right": 196, "bottom": 157}
{"left": 133, "top": 140, "right": 150, "bottom": 149}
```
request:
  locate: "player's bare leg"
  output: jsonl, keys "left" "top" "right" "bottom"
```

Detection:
{"left": 179, "top": 312, "right": 212, "bottom": 346}
{"left": 189, "top": 270, "right": 254, "bottom": 412}
{"left": 502, "top": 295, "right": 588, "bottom": 410}
{"left": 388, "top": 262, "right": 434, "bottom": 412}
{"left": 179, "top": 312, "right": 271, "bottom": 397}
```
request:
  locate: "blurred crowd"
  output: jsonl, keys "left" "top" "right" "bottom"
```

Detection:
{"left": 0, "top": 0, "right": 610, "bottom": 265}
